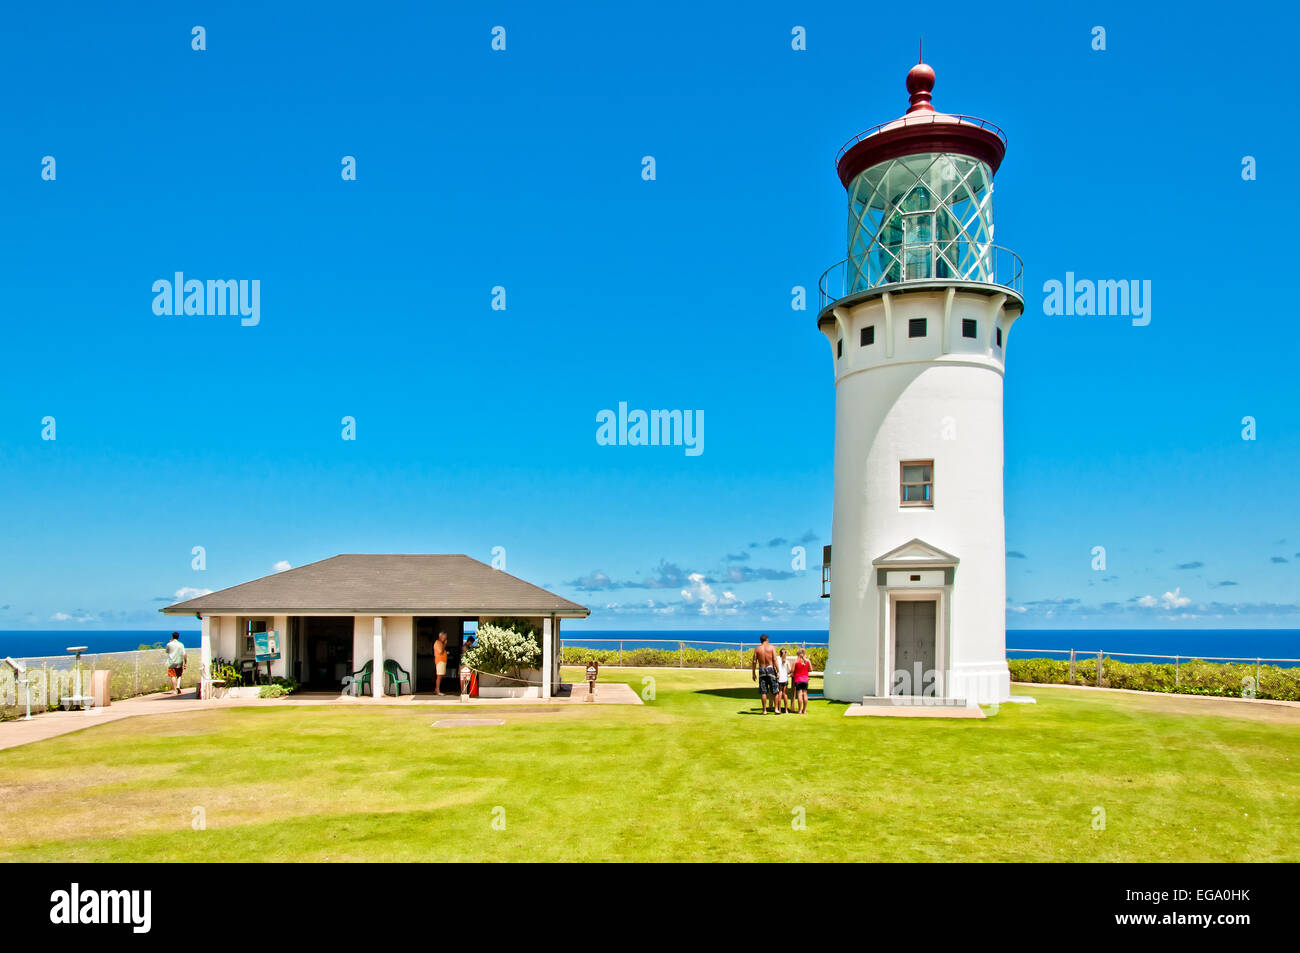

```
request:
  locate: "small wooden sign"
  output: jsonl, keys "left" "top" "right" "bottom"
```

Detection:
{"left": 585, "top": 662, "right": 599, "bottom": 682}
{"left": 459, "top": 664, "right": 472, "bottom": 694}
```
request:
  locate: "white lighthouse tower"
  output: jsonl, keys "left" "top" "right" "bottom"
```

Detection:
{"left": 818, "top": 58, "right": 1023, "bottom": 707}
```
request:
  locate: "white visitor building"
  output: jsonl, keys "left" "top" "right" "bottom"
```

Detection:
{"left": 162, "top": 554, "right": 590, "bottom": 699}
{"left": 818, "top": 59, "right": 1023, "bottom": 706}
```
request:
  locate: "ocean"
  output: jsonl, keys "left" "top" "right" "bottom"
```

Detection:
{"left": 4, "top": 628, "right": 1296, "bottom": 664}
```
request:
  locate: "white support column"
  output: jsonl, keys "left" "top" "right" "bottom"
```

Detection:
{"left": 200, "top": 616, "right": 213, "bottom": 700}
{"left": 372, "top": 616, "right": 385, "bottom": 698}
{"left": 541, "top": 617, "right": 553, "bottom": 701}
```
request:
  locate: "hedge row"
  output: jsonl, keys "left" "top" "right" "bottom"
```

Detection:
{"left": 1008, "top": 656, "right": 1300, "bottom": 701}
{"left": 561, "top": 644, "right": 828, "bottom": 671}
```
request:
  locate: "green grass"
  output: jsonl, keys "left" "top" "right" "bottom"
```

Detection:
{"left": 1, "top": 667, "right": 1297, "bottom": 861}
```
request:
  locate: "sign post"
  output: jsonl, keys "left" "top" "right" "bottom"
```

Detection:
{"left": 585, "top": 660, "right": 599, "bottom": 702}
{"left": 254, "top": 631, "right": 281, "bottom": 684}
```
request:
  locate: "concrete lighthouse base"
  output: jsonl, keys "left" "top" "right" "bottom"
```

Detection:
{"left": 823, "top": 662, "right": 1010, "bottom": 708}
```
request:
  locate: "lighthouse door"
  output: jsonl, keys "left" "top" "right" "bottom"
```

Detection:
{"left": 893, "top": 599, "right": 937, "bottom": 695}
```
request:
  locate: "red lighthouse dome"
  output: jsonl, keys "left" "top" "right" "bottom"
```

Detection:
{"left": 834, "top": 61, "right": 1006, "bottom": 188}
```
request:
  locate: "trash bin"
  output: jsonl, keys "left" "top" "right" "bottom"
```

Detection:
{"left": 91, "top": 670, "right": 112, "bottom": 708}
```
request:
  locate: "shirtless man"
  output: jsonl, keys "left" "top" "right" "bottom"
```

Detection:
{"left": 751, "top": 633, "right": 779, "bottom": 714}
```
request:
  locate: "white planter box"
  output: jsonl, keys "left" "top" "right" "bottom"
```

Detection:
{"left": 476, "top": 686, "right": 540, "bottom": 698}
{"left": 225, "top": 686, "right": 263, "bottom": 698}
{"left": 475, "top": 669, "right": 541, "bottom": 698}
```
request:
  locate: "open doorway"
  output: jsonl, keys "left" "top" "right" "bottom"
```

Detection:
{"left": 302, "top": 616, "right": 354, "bottom": 690}
{"left": 414, "top": 617, "right": 467, "bottom": 694}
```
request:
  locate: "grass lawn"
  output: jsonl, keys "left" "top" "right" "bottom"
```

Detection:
{"left": 1, "top": 667, "right": 1297, "bottom": 862}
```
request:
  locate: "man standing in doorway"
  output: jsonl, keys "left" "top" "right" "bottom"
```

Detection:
{"left": 433, "top": 632, "right": 448, "bottom": 696}
{"left": 165, "top": 631, "right": 186, "bottom": 696}
{"left": 751, "top": 634, "right": 779, "bottom": 714}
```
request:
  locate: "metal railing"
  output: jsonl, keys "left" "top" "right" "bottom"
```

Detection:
{"left": 0, "top": 648, "right": 201, "bottom": 719}
{"left": 560, "top": 638, "right": 828, "bottom": 669}
{"left": 819, "top": 242, "right": 1023, "bottom": 313}
{"left": 835, "top": 114, "right": 1007, "bottom": 168}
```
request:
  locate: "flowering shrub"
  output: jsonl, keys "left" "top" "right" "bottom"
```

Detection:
{"left": 463, "top": 623, "right": 541, "bottom": 678}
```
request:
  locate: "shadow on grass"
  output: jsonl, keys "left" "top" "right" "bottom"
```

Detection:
{"left": 694, "top": 686, "right": 842, "bottom": 716}
{"left": 694, "top": 687, "right": 760, "bottom": 700}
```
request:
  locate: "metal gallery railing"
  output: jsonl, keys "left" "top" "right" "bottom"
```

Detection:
{"left": 819, "top": 242, "right": 1023, "bottom": 313}
{"left": 834, "top": 114, "right": 1007, "bottom": 168}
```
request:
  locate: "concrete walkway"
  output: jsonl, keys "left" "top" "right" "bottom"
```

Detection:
{"left": 0, "top": 682, "right": 642, "bottom": 752}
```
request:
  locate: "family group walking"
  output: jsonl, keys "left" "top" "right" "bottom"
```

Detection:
{"left": 751, "top": 633, "right": 811, "bottom": 714}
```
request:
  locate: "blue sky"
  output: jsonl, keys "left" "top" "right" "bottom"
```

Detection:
{"left": 1, "top": 0, "right": 1297, "bottom": 632}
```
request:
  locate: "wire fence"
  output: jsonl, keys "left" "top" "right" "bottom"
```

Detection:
{"left": 1007, "top": 648, "right": 1300, "bottom": 700}
{"left": 559, "top": 638, "right": 829, "bottom": 669}
{"left": 1010, "top": 648, "right": 1300, "bottom": 681}
{"left": 1, "top": 648, "right": 201, "bottom": 720}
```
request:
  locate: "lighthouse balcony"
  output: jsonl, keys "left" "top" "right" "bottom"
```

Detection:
{"left": 817, "top": 242, "right": 1023, "bottom": 317}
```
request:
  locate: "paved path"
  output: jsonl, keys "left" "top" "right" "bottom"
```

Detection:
{"left": 0, "top": 682, "right": 642, "bottom": 752}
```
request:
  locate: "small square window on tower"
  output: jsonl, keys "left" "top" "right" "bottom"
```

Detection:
{"left": 837, "top": 338, "right": 843, "bottom": 358}
{"left": 900, "top": 460, "right": 934, "bottom": 506}
{"left": 860, "top": 325, "right": 875, "bottom": 347}
{"left": 996, "top": 326, "right": 1003, "bottom": 347}
{"left": 962, "top": 318, "right": 977, "bottom": 338}
{"left": 908, "top": 318, "right": 927, "bottom": 338}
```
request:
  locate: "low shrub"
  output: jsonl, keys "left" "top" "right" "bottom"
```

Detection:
{"left": 258, "top": 679, "right": 300, "bottom": 699}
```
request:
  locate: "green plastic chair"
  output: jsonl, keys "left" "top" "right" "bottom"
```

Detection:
{"left": 385, "top": 659, "right": 411, "bottom": 696}
{"left": 347, "top": 659, "right": 373, "bottom": 696}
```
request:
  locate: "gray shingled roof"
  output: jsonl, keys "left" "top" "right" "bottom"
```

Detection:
{"left": 161, "top": 554, "right": 589, "bottom": 616}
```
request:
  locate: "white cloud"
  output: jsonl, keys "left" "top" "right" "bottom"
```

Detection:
{"left": 680, "top": 573, "right": 719, "bottom": 614}
{"left": 51, "top": 612, "right": 95, "bottom": 623}
{"left": 174, "top": 587, "right": 213, "bottom": 601}
{"left": 1138, "top": 587, "right": 1191, "bottom": 610}
{"left": 273, "top": 560, "right": 292, "bottom": 572}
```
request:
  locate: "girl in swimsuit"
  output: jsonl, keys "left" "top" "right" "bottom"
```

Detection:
{"left": 792, "top": 648, "right": 812, "bottom": 715}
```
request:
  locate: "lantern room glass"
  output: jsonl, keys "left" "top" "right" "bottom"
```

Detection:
{"left": 846, "top": 153, "right": 995, "bottom": 293}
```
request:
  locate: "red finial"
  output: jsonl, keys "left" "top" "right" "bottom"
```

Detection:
{"left": 906, "top": 57, "right": 936, "bottom": 114}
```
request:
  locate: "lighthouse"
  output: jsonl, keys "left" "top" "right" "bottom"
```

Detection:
{"left": 818, "top": 59, "right": 1023, "bottom": 707}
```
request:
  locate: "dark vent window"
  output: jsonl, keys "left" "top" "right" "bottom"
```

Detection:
{"left": 962, "top": 318, "right": 977, "bottom": 339}
{"left": 900, "top": 460, "right": 934, "bottom": 506}
{"left": 837, "top": 338, "right": 843, "bottom": 358}
{"left": 908, "top": 318, "right": 927, "bottom": 338}
{"left": 996, "top": 326, "right": 1003, "bottom": 347}
{"left": 860, "top": 325, "right": 875, "bottom": 347}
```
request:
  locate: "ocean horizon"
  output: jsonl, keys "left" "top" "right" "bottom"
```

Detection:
{"left": 1, "top": 628, "right": 1296, "bottom": 665}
